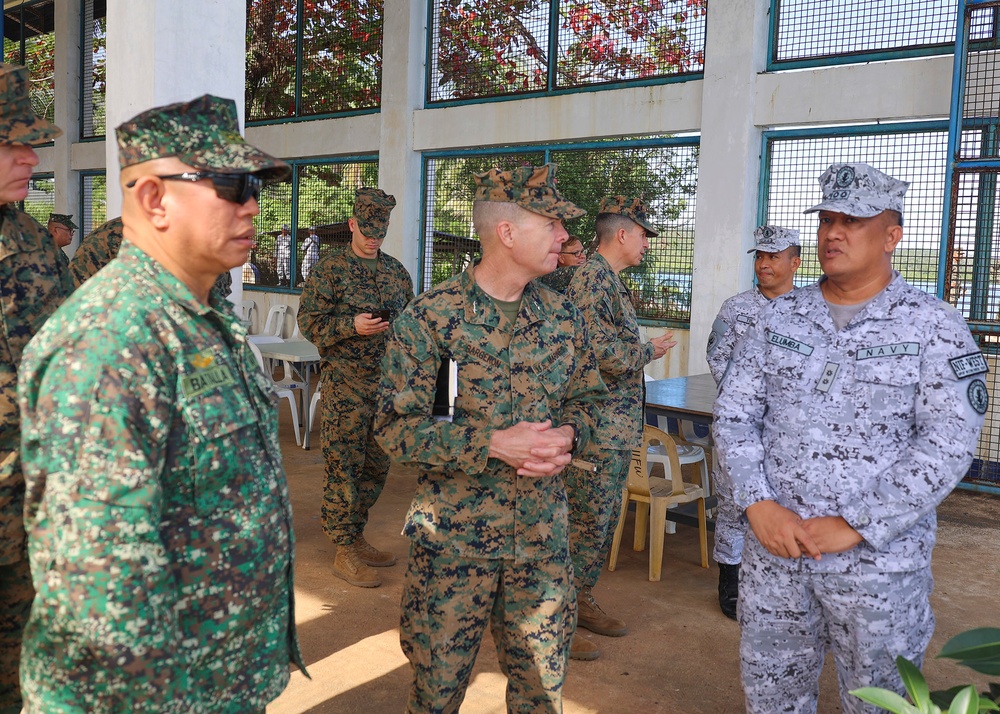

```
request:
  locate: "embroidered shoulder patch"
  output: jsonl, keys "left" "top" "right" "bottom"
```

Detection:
{"left": 950, "top": 352, "right": 989, "bottom": 379}
{"left": 968, "top": 379, "right": 989, "bottom": 415}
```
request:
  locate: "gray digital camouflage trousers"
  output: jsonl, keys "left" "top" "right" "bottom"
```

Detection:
{"left": 320, "top": 375, "right": 390, "bottom": 546}
{"left": 739, "top": 538, "right": 934, "bottom": 714}
{"left": 565, "top": 449, "right": 631, "bottom": 592}
{"left": 711, "top": 459, "right": 746, "bottom": 565}
{"left": 400, "top": 542, "right": 575, "bottom": 714}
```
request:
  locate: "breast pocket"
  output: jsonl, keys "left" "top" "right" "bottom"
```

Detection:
{"left": 182, "top": 387, "right": 261, "bottom": 517}
{"left": 854, "top": 358, "right": 919, "bottom": 431}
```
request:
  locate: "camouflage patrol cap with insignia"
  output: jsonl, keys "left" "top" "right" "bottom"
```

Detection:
{"left": 48, "top": 213, "right": 78, "bottom": 231}
{"left": 353, "top": 187, "right": 397, "bottom": 241}
{"left": 748, "top": 225, "right": 799, "bottom": 254}
{"left": 0, "top": 63, "right": 62, "bottom": 146}
{"left": 804, "top": 162, "right": 909, "bottom": 219}
{"left": 474, "top": 163, "right": 585, "bottom": 221}
{"left": 115, "top": 94, "right": 290, "bottom": 182}
{"left": 597, "top": 195, "right": 658, "bottom": 237}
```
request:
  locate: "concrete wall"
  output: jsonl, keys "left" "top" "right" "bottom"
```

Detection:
{"left": 44, "top": 0, "right": 956, "bottom": 376}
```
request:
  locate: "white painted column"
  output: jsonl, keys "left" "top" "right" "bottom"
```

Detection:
{"left": 687, "top": 0, "right": 772, "bottom": 374}
{"left": 378, "top": 0, "right": 426, "bottom": 283}
{"left": 105, "top": 0, "right": 247, "bottom": 301}
{"left": 53, "top": 0, "right": 81, "bottom": 254}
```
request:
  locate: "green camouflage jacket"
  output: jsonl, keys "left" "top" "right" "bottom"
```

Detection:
{"left": 565, "top": 252, "right": 655, "bottom": 451}
{"left": 374, "top": 264, "right": 608, "bottom": 562}
{"left": 18, "top": 242, "right": 304, "bottom": 712}
{"left": 0, "top": 205, "right": 73, "bottom": 564}
{"left": 68, "top": 216, "right": 123, "bottom": 288}
{"left": 297, "top": 246, "right": 414, "bottom": 385}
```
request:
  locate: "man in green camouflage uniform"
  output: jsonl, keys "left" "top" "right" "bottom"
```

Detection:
{"left": 68, "top": 215, "right": 232, "bottom": 301}
{"left": 46, "top": 213, "right": 76, "bottom": 271}
{"left": 375, "top": 164, "right": 607, "bottom": 713}
{"left": 298, "top": 188, "right": 414, "bottom": 588}
{"left": 563, "top": 196, "right": 677, "bottom": 661}
{"left": 0, "top": 63, "right": 73, "bottom": 714}
{"left": 18, "top": 94, "right": 304, "bottom": 713}
{"left": 538, "top": 234, "right": 586, "bottom": 293}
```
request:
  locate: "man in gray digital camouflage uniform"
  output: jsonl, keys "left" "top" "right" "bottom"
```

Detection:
{"left": 562, "top": 195, "right": 676, "bottom": 660}
{"left": 713, "top": 162, "right": 988, "bottom": 714}
{"left": 705, "top": 224, "right": 801, "bottom": 619}
{"left": 374, "top": 163, "right": 607, "bottom": 713}
{"left": 299, "top": 187, "right": 414, "bottom": 588}
{"left": 0, "top": 62, "right": 73, "bottom": 714}
{"left": 18, "top": 94, "right": 304, "bottom": 713}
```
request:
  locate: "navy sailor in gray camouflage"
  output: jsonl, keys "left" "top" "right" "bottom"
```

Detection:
{"left": 713, "top": 162, "right": 988, "bottom": 714}
{"left": 706, "top": 224, "right": 801, "bottom": 620}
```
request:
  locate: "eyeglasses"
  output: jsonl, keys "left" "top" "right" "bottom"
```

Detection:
{"left": 560, "top": 249, "right": 585, "bottom": 256}
{"left": 126, "top": 171, "right": 262, "bottom": 205}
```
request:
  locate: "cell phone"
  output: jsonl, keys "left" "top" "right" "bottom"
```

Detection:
{"left": 373, "top": 309, "right": 392, "bottom": 323}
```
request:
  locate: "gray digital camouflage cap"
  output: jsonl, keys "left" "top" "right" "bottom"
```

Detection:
{"left": 354, "top": 187, "right": 396, "bottom": 241}
{"left": 597, "top": 195, "right": 658, "bottom": 237}
{"left": 48, "top": 213, "right": 78, "bottom": 231}
{"left": 804, "top": 163, "right": 909, "bottom": 218}
{"left": 116, "top": 94, "right": 290, "bottom": 182}
{"left": 474, "top": 163, "right": 585, "bottom": 221}
{"left": 747, "top": 225, "right": 799, "bottom": 254}
{"left": 0, "top": 63, "right": 62, "bottom": 146}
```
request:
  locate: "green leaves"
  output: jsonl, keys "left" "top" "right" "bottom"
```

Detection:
{"left": 939, "top": 629, "right": 1000, "bottom": 676}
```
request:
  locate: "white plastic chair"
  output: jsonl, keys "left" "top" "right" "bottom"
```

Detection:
{"left": 236, "top": 299, "right": 256, "bottom": 332}
{"left": 260, "top": 304, "right": 289, "bottom": 338}
{"left": 248, "top": 341, "right": 302, "bottom": 446}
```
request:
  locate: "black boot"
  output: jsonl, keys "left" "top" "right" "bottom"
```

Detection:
{"left": 718, "top": 563, "right": 740, "bottom": 620}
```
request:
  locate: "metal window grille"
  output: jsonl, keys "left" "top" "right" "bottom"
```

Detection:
{"left": 422, "top": 137, "right": 699, "bottom": 325}
{"left": 20, "top": 174, "right": 54, "bottom": 226}
{"left": 247, "top": 158, "right": 379, "bottom": 291}
{"left": 79, "top": 172, "right": 107, "bottom": 237}
{"left": 80, "top": 0, "right": 106, "bottom": 139}
{"left": 3, "top": 0, "right": 56, "bottom": 129}
{"left": 943, "top": 0, "right": 1000, "bottom": 490}
{"left": 770, "top": 0, "right": 978, "bottom": 68}
{"left": 427, "top": 0, "right": 706, "bottom": 103}
{"left": 762, "top": 125, "right": 950, "bottom": 295}
{"left": 246, "top": 0, "right": 382, "bottom": 124}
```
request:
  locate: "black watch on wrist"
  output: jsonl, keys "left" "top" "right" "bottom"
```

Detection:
{"left": 564, "top": 423, "right": 580, "bottom": 455}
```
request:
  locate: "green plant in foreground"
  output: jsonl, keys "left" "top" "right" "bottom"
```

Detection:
{"left": 851, "top": 628, "right": 1000, "bottom": 713}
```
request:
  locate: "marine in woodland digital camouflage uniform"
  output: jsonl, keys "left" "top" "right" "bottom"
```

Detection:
{"left": 713, "top": 163, "right": 988, "bottom": 714}
{"left": 68, "top": 215, "right": 233, "bottom": 302}
{"left": 0, "top": 62, "right": 72, "bottom": 714}
{"left": 374, "top": 164, "right": 607, "bottom": 713}
{"left": 46, "top": 213, "right": 76, "bottom": 270}
{"left": 562, "top": 195, "right": 675, "bottom": 659}
{"left": 298, "top": 188, "right": 414, "bottom": 588}
{"left": 538, "top": 234, "right": 586, "bottom": 293}
{"left": 705, "top": 224, "right": 801, "bottom": 620}
{"left": 17, "top": 94, "right": 305, "bottom": 713}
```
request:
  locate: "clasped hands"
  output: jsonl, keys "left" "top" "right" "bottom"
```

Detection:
{"left": 745, "top": 500, "right": 863, "bottom": 560}
{"left": 489, "top": 420, "right": 576, "bottom": 478}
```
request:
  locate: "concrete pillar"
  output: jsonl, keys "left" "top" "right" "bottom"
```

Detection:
{"left": 53, "top": 0, "right": 81, "bottom": 254}
{"left": 687, "top": 0, "right": 772, "bottom": 374}
{"left": 378, "top": 0, "right": 426, "bottom": 283}
{"left": 105, "top": 0, "right": 247, "bottom": 301}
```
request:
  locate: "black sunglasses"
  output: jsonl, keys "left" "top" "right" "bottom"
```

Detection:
{"left": 126, "top": 171, "right": 262, "bottom": 205}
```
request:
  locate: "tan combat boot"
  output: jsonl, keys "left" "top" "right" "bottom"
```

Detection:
{"left": 569, "top": 632, "right": 600, "bottom": 661}
{"left": 356, "top": 535, "right": 397, "bottom": 567}
{"left": 333, "top": 543, "right": 382, "bottom": 588}
{"left": 577, "top": 586, "right": 627, "bottom": 637}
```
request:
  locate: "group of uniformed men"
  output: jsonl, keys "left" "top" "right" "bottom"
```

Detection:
{"left": 0, "top": 55, "right": 989, "bottom": 714}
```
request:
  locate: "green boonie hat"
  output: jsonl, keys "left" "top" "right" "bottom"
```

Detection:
{"left": 48, "top": 213, "right": 78, "bottom": 230}
{"left": 598, "top": 195, "right": 658, "bottom": 237}
{"left": 116, "top": 94, "right": 290, "bottom": 182}
{"left": 0, "top": 63, "right": 62, "bottom": 146}
{"left": 353, "top": 187, "right": 396, "bottom": 241}
{"left": 474, "top": 163, "right": 585, "bottom": 221}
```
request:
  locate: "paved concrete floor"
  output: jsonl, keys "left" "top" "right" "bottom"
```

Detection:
{"left": 268, "top": 415, "right": 1000, "bottom": 713}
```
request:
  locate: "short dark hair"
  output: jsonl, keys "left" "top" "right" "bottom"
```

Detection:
{"left": 885, "top": 209, "right": 903, "bottom": 228}
{"left": 595, "top": 213, "right": 635, "bottom": 243}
